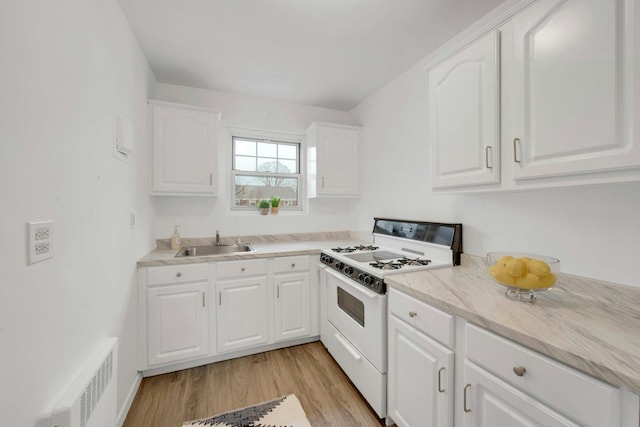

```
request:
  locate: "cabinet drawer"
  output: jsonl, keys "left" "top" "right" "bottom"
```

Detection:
{"left": 216, "top": 258, "right": 268, "bottom": 279}
{"left": 388, "top": 288, "right": 454, "bottom": 348}
{"left": 466, "top": 323, "right": 620, "bottom": 427}
{"left": 147, "top": 263, "right": 208, "bottom": 286}
{"left": 274, "top": 255, "right": 310, "bottom": 273}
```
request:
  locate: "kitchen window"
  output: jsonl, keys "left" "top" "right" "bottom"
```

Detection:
{"left": 231, "top": 135, "right": 303, "bottom": 211}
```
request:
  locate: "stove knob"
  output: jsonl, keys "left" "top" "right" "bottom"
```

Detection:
{"left": 321, "top": 255, "right": 333, "bottom": 263}
{"left": 363, "top": 275, "right": 373, "bottom": 285}
{"left": 335, "top": 262, "right": 344, "bottom": 270}
{"left": 344, "top": 266, "right": 354, "bottom": 275}
{"left": 357, "top": 273, "right": 366, "bottom": 281}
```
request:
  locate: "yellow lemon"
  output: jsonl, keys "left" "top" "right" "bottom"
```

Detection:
{"left": 527, "top": 259, "right": 551, "bottom": 277}
{"left": 489, "top": 264, "right": 517, "bottom": 285}
{"left": 521, "top": 256, "right": 533, "bottom": 264}
{"left": 498, "top": 255, "right": 514, "bottom": 266}
{"left": 506, "top": 258, "right": 527, "bottom": 278}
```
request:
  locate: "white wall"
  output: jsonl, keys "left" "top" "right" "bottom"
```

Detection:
{"left": 0, "top": 1, "right": 155, "bottom": 425}
{"left": 152, "top": 83, "right": 359, "bottom": 240}
{"left": 350, "top": 39, "right": 640, "bottom": 288}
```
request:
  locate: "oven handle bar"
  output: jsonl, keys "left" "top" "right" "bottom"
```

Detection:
{"left": 334, "top": 332, "right": 362, "bottom": 361}
{"left": 326, "top": 269, "right": 379, "bottom": 299}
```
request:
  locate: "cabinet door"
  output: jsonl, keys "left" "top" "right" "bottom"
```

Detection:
{"left": 511, "top": 0, "right": 639, "bottom": 180}
{"left": 274, "top": 272, "right": 310, "bottom": 342}
{"left": 151, "top": 102, "right": 216, "bottom": 194}
{"left": 147, "top": 282, "right": 208, "bottom": 366}
{"left": 316, "top": 125, "right": 360, "bottom": 196}
{"left": 388, "top": 315, "right": 454, "bottom": 427}
{"left": 217, "top": 275, "right": 268, "bottom": 353}
{"left": 463, "top": 361, "right": 579, "bottom": 427}
{"left": 428, "top": 31, "right": 500, "bottom": 189}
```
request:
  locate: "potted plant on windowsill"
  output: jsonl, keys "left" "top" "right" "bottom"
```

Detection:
{"left": 258, "top": 199, "right": 270, "bottom": 215}
{"left": 270, "top": 196, "right": 281, "bottom": 215}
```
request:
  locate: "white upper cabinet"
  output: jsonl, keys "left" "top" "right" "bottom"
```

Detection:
{"left": 428, "top": 31, "right": 500, "bottom": 189}
{"left": 307, "top": 122, "right": 360, "bottom": 197}
{"left": 510, "top": 0, "right": 640, "bottom": 180}
{"left": 150, "top": 100, "right": 217, "bottom": 195}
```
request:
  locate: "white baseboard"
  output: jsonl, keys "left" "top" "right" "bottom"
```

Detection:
{"left": 117, "top": 372, "right": 142, "bottom": 426}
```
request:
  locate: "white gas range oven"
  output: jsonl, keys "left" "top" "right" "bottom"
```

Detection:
{"left": 319, "top": 218, "right": 463, "bottom": 419}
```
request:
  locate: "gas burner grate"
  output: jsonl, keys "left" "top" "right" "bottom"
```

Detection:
{"left": 369, "top": 260, "right": 403, "bottom": 270}
{"left": 398, "top": 257, "right": 432, "bottom": 266}
{"left": 353, "top": 244, "right": 379, "bottom": 251}
{"left": 332, "top": 247, "right": 356, "bottom": 253}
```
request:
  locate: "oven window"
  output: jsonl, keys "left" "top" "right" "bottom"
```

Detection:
{"left": 337, "top": 287, "right": 365, "bottom": 327}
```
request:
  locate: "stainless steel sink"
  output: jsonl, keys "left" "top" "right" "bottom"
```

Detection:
{"left": 175, "top": 244, "right": 255, "bottom": 257}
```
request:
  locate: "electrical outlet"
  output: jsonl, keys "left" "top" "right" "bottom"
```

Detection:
{"left": 27, "top": 221, "right": 54, "bottom": 264}
{"left": 35, "top": 242, "right": 50, "bottom": 255}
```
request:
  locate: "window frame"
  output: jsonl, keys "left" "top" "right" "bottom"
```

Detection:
{"left": 227, "top": 127, "right": 305, "bottom": 213}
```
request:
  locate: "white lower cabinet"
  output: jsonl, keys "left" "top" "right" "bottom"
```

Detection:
{"left": 139, "top": 255, "right": 318, "bottom": 374}
{"left": 388, "top": 288, "right": 454, "bottom": 427}
{"left": 463, "top": 361, "right": 578, "bottom": 427}
{"left": 388, "top": 315, "right": 454, "bottom": 427}
{"left": 387, "top": 289, "right": 640, "bottom": 427}
{"left": 141, "top": 263, "right": 209, "bottom": 367}
{"left": 216, "top": 259, "right": 269, "bottom": 353}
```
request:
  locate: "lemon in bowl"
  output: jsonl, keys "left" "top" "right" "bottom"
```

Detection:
{"left": 486, "top": 252, "right": 560, "bottom": 301}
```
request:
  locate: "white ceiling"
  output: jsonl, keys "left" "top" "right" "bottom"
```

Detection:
{"left": 119, "top": 0, "right": 506, "bottom": 111}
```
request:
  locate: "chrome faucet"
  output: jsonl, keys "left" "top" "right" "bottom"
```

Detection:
{"left": 216, "top": 230, "right": 220, "bottom": 246}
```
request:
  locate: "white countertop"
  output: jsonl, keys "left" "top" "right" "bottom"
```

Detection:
{"left": 386, "top": 254, "right": 640, "bottom": 395}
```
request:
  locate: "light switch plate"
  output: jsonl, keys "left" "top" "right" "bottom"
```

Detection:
{"left": 27, "top": 221, "right": 54, "bottom": 264}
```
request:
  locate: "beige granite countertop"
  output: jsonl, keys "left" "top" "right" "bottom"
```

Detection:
{"left": 137, "top": 231, "right": 363, "bottom": 267}
{"left": 386, "top": 254, "right": 640, "bottom": 395}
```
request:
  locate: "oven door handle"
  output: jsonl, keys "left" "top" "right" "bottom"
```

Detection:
{"left": 334, "top": 332, "right": 362, "bottom": 361}
{"left": 326, "top": 269, "right": 379, "bottom": 299}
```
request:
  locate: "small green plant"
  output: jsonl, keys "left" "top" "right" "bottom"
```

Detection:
{"left": 270, "top": 196, "right": 281, "bottom": 208}
{"left": 258, "top": 199, "right": 270, "bottom": 209}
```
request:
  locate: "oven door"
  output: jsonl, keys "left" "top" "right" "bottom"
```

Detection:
{"left": 326, "top": 268, "right": 387, "bottom": 373}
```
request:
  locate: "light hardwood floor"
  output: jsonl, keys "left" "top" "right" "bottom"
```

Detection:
{"left": 124, "top": 342, "right": 386, "bottom": 426}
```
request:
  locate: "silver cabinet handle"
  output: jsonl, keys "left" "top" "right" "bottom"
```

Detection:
{"left": 513, "top": 366, "right": 526, "bottom": 377}
{"left": 464, "top": 384, "right": 472, "bottom": 412}
{"left": 209, "top": 173, "right": 213, "bottom": 185}
{"left": 202, "top": 292, "right": 205, "bottom": 307}
{"left": 409, "top": 311, "right": 417, "bottom": 318}
{"left": 513, "top": 138, "right": 521, "bottom": 163}
{"left": 321, "top": 177, "right": 325, "bottom": 188}
{"left": 277, "top": 285, "right": 280, "bottom": 298}
{"left": 218, "top": 291, "right": 222, "bottom": 306}
{"left": 485, "top": 146, "right": 493, "bottom": 169}
{"left": 438, "top": 367, "right": 445, "bottom": 392}
{"left": 176, "top": 272, "right": 182, "bottom": 278}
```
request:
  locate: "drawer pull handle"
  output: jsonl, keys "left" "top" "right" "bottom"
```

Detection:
{"left": 291, "top": 263, "right": 296, "bottom": 268}
{"left": 464, "top": 384, "right": 471, "bottom": 412}
{"left": 513, "top": 366, "right": 526, "bottom": 377}
{"left": 438, "top": 367, "right": 445, "bottom": 392}
{"left": 485, "top": 145, "right": 493, "bottom": 169}
{"left": 409, "top": 311, "right": 417, "bottom": 318}
{"left": 241, "top": 267, "right": 246, "bottom": 272}
{"left": 176, "top": 272, "right": 182, "bottom": 278}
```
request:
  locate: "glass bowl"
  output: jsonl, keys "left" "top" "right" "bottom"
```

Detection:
{"left": 486, "top": 252, "right": 560, "bottom": 302}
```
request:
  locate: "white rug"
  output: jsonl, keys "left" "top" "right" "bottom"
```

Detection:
{"left": 182, "top": 394, "right": 311, "bottom": 427}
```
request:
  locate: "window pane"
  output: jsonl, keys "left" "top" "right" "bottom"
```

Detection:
{"left": 235, "top": 156, "right": 256, "bottom": 172}
{"left": 278, "top": 159, "right": 297, "bottom": 173}
{"left": 234, "top": 175, "right": 299, "bottom": 207}
{"left": 257, "top": 158, "right": 285, "bottom": 173}
{"left": 278, "top": 144, "right": 297, "bottom": 160}
{"left": 257, "top": 142, "right": 277, "bottom": 157}
{"left": 235, "top": 139, "right": 256, "bottom": 156}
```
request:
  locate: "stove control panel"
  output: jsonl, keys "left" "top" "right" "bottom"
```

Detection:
{"left": 320, "top": 252, "right": 385, "bottom": 294}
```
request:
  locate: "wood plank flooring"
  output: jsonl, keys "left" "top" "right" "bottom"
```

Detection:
{"left": 124, "top": 342, "right": 386, "bottom": 426}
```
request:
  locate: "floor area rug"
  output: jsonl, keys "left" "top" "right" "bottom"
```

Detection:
{"left": 182, "top": 394, "right": 311, "bottom": 427}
